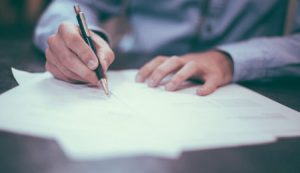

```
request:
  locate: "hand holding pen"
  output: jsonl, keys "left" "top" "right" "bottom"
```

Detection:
{"left": 45, "top": 5, "right": 114, "bottom": 95}
{"left": 74, "top": 4, "right": 110, "bottom": 95}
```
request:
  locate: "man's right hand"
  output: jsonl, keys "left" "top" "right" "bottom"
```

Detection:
{"left": 45, "top": 22, "right": 115, "bottom": 85}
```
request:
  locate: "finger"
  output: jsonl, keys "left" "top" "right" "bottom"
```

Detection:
{"left": 45, "top": 48, "right": 87, "bottom": 83}
{"left": 136, "top": 56, "right": 167, "bottom": 83}
{"left": 97, "top": 49, "right": 115, "bottom": 72}
{"left": 90, "top": 31, "right": 111, "bottom": 50}
{"left": 48, "top": 34, "right": 99, "bottom": 84}
{"left": 46, "top": 61, "right": 74, "bottom": 83}
{"left": 147, "top": 56, "right": 183, "bottom": 87}
{"left": 58, "top": 22, "right": 99, "bottom": 70}
{"left": 165, "top": 61, "right": 198, "bottom": 91}
{"left": 196, "top": 75, "right": 220, "bottom": 96}
{"left": 91, "top": 31, "right": 115, "bottom": 71}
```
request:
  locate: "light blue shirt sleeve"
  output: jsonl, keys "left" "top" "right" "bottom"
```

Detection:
{"left": 34, "top": 0, "right": 300, "bottom": 82}
{"left": 218, "top": 34, "right": 300, "bottom": 82}
{"left": 33, "top": 0, "right": 118, "bottom": 51}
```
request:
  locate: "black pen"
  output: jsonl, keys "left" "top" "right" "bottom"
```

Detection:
{"left": 74, "top": 4, "right": 110, "bottom": 96}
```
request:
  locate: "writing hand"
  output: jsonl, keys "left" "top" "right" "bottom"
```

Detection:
{"left": 45, "top": 22, "right": 114, "bottom": 85}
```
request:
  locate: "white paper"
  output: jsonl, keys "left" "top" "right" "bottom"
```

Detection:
{"left": 0, "top": 69, "right": 299, "bottom": 160}
{"left": 12, "top": 68, "right": 40, "bottom": 85}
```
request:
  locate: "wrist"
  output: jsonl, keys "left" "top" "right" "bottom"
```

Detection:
{"left": 212, "top": 49, "right": 234, "bottom": 83}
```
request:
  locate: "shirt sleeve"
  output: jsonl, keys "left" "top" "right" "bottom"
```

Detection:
{"left": 33, "top": 0, "right": 121, "bottom": 51}
{"left": 217, "top": 34, "right": 300, "bottom": 82}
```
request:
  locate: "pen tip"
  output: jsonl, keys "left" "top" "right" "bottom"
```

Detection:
{"left": 100, "top": 79, "right": 110, "bottom": 97}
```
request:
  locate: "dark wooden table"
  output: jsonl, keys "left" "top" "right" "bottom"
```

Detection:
{"left": 0, "top": 38, "right": 300, "bottom": 173}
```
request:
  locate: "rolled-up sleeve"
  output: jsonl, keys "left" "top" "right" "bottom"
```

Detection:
{"left": 218, "top": 34, "right": 300, "bottom": 82}
{"left": 33, "top": 0, "right": 117, "bottom": 51}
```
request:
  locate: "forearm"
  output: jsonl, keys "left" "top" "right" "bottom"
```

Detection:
{"left": 218, "top": 34, "right": 300, "bottom": 81}
{"left": 33, "top": 0, "right": 115, "bottom": 51}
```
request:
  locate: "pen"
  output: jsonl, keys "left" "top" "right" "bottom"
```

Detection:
{"left": 74, "top": 4, "right": 110, "bottom": 96}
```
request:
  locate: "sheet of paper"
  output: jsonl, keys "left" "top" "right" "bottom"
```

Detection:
{"left": 0, "top": 69, "right": 299, "bottom": 160}
{"left": 12, "top": 68, "right": 41, "bottom": 85}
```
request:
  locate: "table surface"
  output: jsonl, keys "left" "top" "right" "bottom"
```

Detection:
{"left": 0, "top": 38, "right": 300, "bottom": 173}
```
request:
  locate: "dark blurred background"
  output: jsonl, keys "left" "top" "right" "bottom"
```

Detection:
{"left": 0, "top": 0, "right": 128, "bottom": 49}
{"left": 0, "top": 0, "right": 51, "bottom": 38}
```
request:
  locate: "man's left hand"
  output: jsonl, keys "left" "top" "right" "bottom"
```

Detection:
{"left": 136, "top": 51, "right": 234, "bottom": 96}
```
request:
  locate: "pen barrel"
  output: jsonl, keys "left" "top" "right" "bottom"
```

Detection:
{"left": 74, "top": 5, "right": 109, "bottom": 95}
{"left": 76, "top": 14, "right": 105, "bottom": 80}
{"left": 86, "top": 36, "right": 105, "bottom": 79}
{"left": 76, "top": 14, "right": 90, "bottom": 37}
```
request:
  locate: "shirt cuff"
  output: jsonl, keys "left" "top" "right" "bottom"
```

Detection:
{"left": 217, "top": 40, "right": 269, "bottom": 82}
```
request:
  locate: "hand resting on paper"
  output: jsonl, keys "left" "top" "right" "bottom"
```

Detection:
{"left": 136, "top": 51, "right": 234, "bottom": 96}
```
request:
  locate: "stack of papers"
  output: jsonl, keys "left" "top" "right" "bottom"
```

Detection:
{"left": 0, "top": 69, "right": 299, "bottom": 160}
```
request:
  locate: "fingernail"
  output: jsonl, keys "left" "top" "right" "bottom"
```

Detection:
{"left": 165, "top": 82, "right": 176, "bottom": 91}
{"left": 197, "top": 88, "right": 205, "bottom": 95}
{"left": 135, "top": 75, "right": 142, "bottom": 82}
{"left": 87, "top": 60, "right": 97, "bottom": 70}
{"left": 148, "top": 80, "right": 155, "bottom": 87}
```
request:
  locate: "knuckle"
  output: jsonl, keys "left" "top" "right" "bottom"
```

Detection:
{"left": 79, "top": 48, "right": 93, "bottom": 61}
{"left": 65, "top": 33, "right": 79, "bottom": 47}
{"left": 62, "top": 69, "right": 75, "bottom": 79}
{"left": 154, "top": 68, "right": 165, "bottom": 77}
{"left": 168, "top": 56, "right": 182, "bottom": 66}
{"left": 60, "top": 54, "right": 73, "bottom": 66}
{"left": 189, "top": 60, "right": 197, "bottom": 66}
{"left": 141, "top": 64, "right": 152, "bottom": 73}
{"left": 47, "top": 35, "right": 56, "bottom": 47}
{"left": 169, "top": 56, "right": 181, "bottom": 63}
{"left": 155, "top": 56, "right": 166, "bottom": 62}
{"left": 173, "top": 74, "right": 185, "bottom": 83}
{"left": 58, "top": 22, "right": 70, "bottom": 34}
{"left": 188, "top": 61, "right": 198, "bottom": 70}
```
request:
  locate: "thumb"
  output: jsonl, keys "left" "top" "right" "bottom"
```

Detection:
{"left": 196, "top": 76, "right": 220, "bottom": 96}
